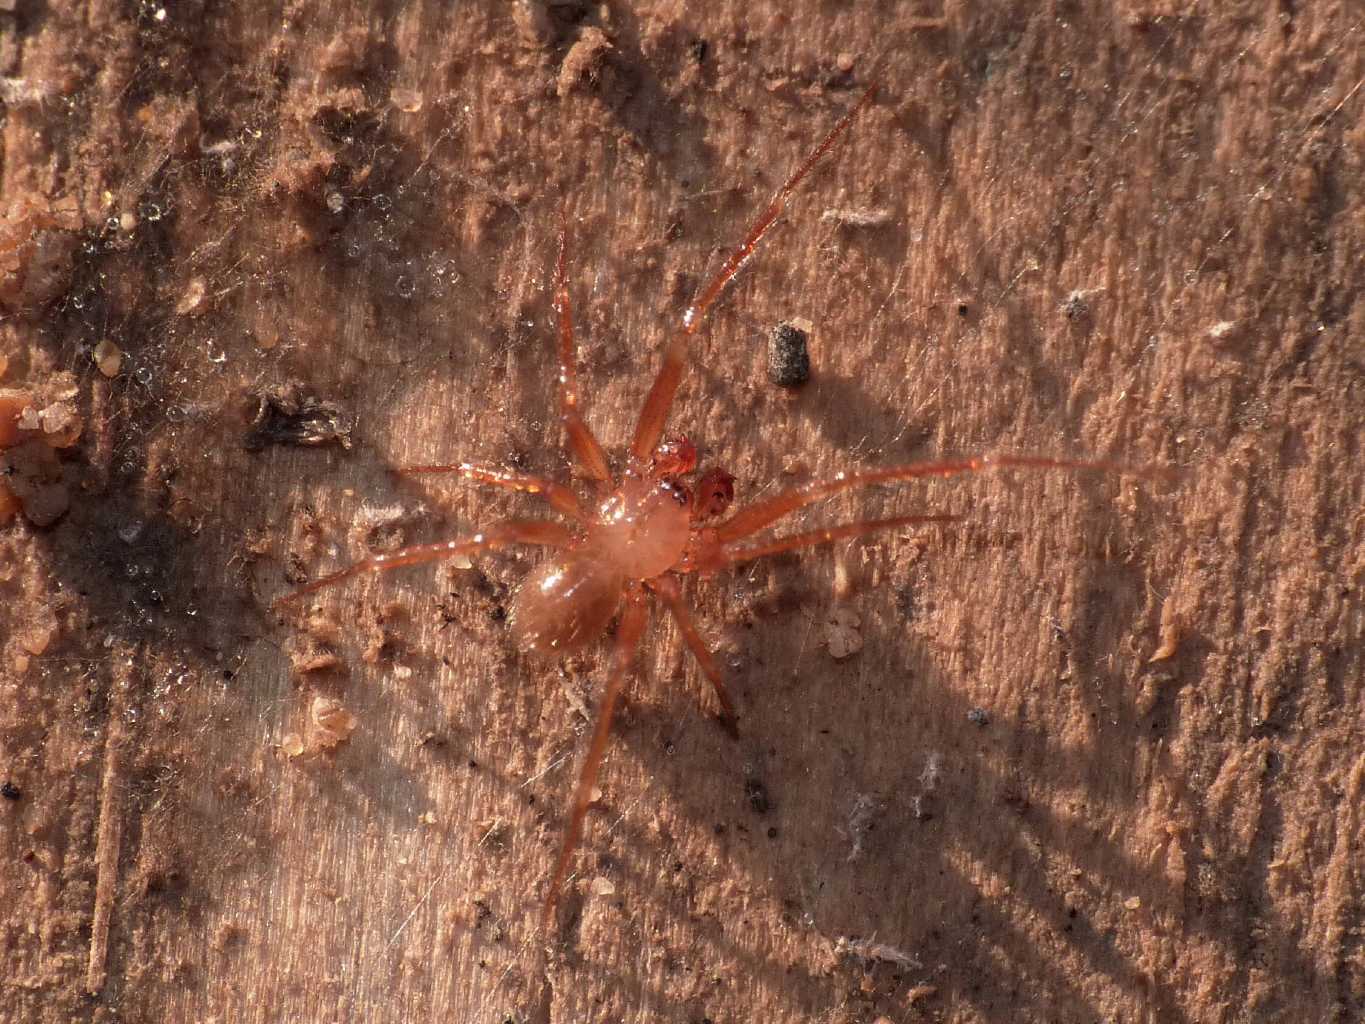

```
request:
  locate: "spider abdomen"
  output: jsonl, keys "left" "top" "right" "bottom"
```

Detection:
{"left": 510, "top": 555, "right": 625, "bottom": 655}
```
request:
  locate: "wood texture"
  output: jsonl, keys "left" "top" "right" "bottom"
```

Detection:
{"left": 1, "top": 2, "right": 1362, "bottom": 1022}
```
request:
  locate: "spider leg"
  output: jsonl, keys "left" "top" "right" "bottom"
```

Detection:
{"left": 394, "top": 461, "right": 584, "bottom": 521}
{"left": 629, "top": 83, "right": 879, "bottom": 465}
{"left": 648, "top": 574, "right": 738, "bottom": 736}
{"left": 273, "top": 518, "right": 573, "bottom": 608}
{"left": 545, "top": 585, "right": 649, "bottom": 918}
{"left": 555, "top": 205, "right": 613, "bottom": 483}
{"left": 715, "top": 455, "right": 1165, "bottom": 543}
{"left": 712, "top": 514, "right": 959, "bottom": 568}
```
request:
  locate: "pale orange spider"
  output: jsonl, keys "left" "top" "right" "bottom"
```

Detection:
{"left": 276, "top": 84, "right": 1157, "bottom": 915}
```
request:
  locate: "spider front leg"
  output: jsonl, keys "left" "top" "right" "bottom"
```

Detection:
{"left": 629, "top": 84, "right": 878, "bottom": 466}
{"left": 554, "top": 206, "right": 612, "bottom": 484}
{"left": 273, "top": 518, "right": 573, "bottom": 607}
{"left": 393, "top": 461, "right": 585, "bottom": 521}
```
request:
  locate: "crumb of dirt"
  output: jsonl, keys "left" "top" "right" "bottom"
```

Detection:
{"left": 0, "top": 377, "right": 84, "bottom": 523}
{"left": 295, "top": 651, "right": 342, "bottom": 674}
{"left": 589, "top": 876, "right": 615, "bottom": 897}
{"left": 768, "top": 320, "right": 812, "bottom": 388}
{"left": 905, "top": 984, "right": 938, "bottom": 1004}
{"left": 280, "top": 732, "right": 306, "bottom": 758}
{"left": 1061, "top": 289, "right": 1098, "bottom": 320}
{"left": 820, "top": 207, "right": 893, "bottom": 228}
{"left": 966, "top": 707, "right": 990, "bottom": 727}
{"left": 844, "top": 792, "right": 882, "bottom": 861}
{"left": 352, "top": 502, "right": 428, "bottom": 554}
{"left": 557, "top": 27, "right": 631, "bottom": 104}
{"left": 304, "top": 610, "right": 344, "bottom": 647}
{"left": 174, "top": 276, "right": 208, "bottom": 316}
{"left": 35, "top": 400, "right": 80, "bottom": 446}
{"left": 310, "top": 695, "right": 358, "bottom": 749}
{"left": 243, "top": 381, "right": 353, "bottom": 451}
{"left": 512, "top": 0, "right": 556, "bottom": 48}
{"left": 834, "top": 935, "right": 923, "bottom": 970}
{"left": 1, "top": 439, "right": 69, "bottom": 527}
{"left": 0, "top": 388, "right": 34, "bottom": 446}
{"left": 92, "top": 339, "right": 124, "bottom": 377}
{"left": 825, "top": 606, "right": 863, "bottom": 659}
{"left": 18, "top": 618, "right": 55, "bottom": 655}
{"left": 390, "top": 88, "right": 423, "bottom": 114}
{"left": 1207, "top": 319, "right": 1241, "bottom": 343}
{"left": 0, "top": 198, "right": 81, "bottom": 313}
{"left": 1149, "top": 594, "right": 1181, "bottom": 662}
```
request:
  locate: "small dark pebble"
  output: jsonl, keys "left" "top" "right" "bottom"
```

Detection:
{"left": 967, "top": 707, "right": 990, "bottom": 727}
{"left": 1061, "top": 293, "right": 1091, "bottom": 320}
{"left": 768, "top": 322, "right": 810, "bottom": 388}
{"left": 767, "top": 826, "right": 779, "bottom": 839}
{"left": 1, "top": 781, "right": 21, "bottom": 801}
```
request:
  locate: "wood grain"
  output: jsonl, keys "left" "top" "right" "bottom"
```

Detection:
{"left": 1, "top": 3, "right": 1361, "bottom": 1022}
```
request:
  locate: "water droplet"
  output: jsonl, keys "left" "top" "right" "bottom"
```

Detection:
{"left": 373, "top": 194, "right": 392, "bottom": 212}
{"left": 346, "top": 242, "right": 362, "bottom": 259}
{"left": 134, "top": 366, "right": 153, "bottom": 385}
{"left": 325, "top": 190, "right": 345, "bottom": 214}
{"left": 141, "top": 202, "right": 163, "bottom": 222}
{"left": 395, "top": 275, "right": 415, "bottom": 299}
{"left": 118, "top": 520, "right": 144, "bottom": 543}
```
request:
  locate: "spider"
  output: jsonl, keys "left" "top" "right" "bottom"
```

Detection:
{"left": 275, "top": 83, "right": 1158, "bottom": 915}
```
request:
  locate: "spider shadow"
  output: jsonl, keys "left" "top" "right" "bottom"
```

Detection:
{"left": 569, "top": 506, "right": 1326, "bottom": 1021}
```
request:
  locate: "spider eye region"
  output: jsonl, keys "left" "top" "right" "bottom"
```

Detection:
{"left": 590, "top": 474, "right": 691, "bottom": 580}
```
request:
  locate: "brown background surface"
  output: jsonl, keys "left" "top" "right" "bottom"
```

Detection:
{"left": 1, "top": 2, "right": 1362, "bottom": 1022}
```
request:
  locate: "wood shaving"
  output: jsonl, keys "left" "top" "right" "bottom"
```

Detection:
{"left": 826, "top": 606, "right": 863, "bottom": 659}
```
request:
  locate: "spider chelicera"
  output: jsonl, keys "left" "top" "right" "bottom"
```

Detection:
{"left": 276, "top": 83, "right": 1157, "bottom": 915}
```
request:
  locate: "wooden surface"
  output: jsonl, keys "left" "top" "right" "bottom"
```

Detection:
{"left": 2, "top": 2, "right": 1362, "bottom": 1022}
